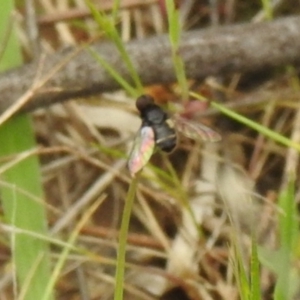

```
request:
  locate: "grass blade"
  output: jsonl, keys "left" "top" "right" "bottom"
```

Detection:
{"left": 232, "top": 246, "right": 250, "bottom": 300}
{"left": 274, "top": 179, "right": 297, "bottom": 300}
{"left": 190, "top": 92, "right": 300, "bottom": 152}
{"left": 89, "top": 47, "right": 137, "bottom": 96}
{"left": 165, "top": 0, "right": 189, "bottom": 99}
{"left": 250, "top": 234, "right": 261, "bottom": 300}
{"left": 278, "top": 178, "right": 297, "bottom": 252}
{"left": 260, "top": 0, "right": 273, "bottom": 20}
{"left": 114, "top": 176, "right": 138, "bottom": 300}
{"left": 86, "top": 0, "right": 143, "bottom": 96}
{"left": 0, "top": 2, "right": 54, "bottom": 299}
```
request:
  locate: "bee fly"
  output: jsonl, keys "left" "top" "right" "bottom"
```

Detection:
{"left": 127, "top": 94, "right": 221, "bottom": 177}
{"left": 136, "top": 94, "right": 177, "bottom": 152}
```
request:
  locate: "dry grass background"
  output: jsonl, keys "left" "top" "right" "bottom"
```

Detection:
{"left": 1, "top": 0, "right": 300, "bottom": 299}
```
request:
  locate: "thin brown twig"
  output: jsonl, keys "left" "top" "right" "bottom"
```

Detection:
{"left": 0, "top": 46, "right": 84, "bottom": 125}
{"left": 0, "top": 16, "right": 300, "bottom": 114}
{"left": 38, "top": 0, "right": 157, "bottom": 25}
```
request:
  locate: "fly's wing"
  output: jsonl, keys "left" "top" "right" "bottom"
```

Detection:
{"left": 127, "top": 126, "right": 155, "bottom": 177}
{"left": 174, "top": 115, "right": 221, "bottom": 142}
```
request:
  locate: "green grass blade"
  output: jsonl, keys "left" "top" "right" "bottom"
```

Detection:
{"left": 0, "top": 2, "right": 54, "bottom": 300}
{"left": 250, "top": 234, "right": 261, "bottom": 300}
{"left": 111, "top": 0, "right": 121, "bottom": 22}
{"left": 274, "top": 179, "right": 297, "bottom": 300}
{"left": 0, "top": 116, "right": 54, "bottom": 300}
{"left": 86, "top": 0, "right": 143, "bottom": 95}
{"left": 231, "top": 232, "right": 250, "bottom": 300}
{"left": 260, "top": 0, "right": 273, "bottom": 20}
{"left": 114, "top": 176, "right": 138, "bottom": 300}
{"left": 165, "top": 0, "right": 180, "bottom": 47}
{"left": 165, "top": 0, "right": 189, "bottom": 99}
{"left": 89, "top": 47, "right": 137, "bottom": 96}
{"left": 278, "top": 178, "right": 297, "bottom": 252}
{"left": 233, "top": 234, "right": 261, "bottom": 300}
{"left": 273, "top": 247, "right": 291, "bottom": 300}
{"left": 190, "top": 92, "right": 300, "bottom": 152}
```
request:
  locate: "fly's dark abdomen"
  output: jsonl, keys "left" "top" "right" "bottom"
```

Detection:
{"left": 153, "top": 120, "right": 177, "bottom": 152}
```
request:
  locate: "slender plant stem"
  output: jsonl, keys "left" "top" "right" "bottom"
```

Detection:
{"left": 114, "top": 176, "right": 138, "bottom": 300}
